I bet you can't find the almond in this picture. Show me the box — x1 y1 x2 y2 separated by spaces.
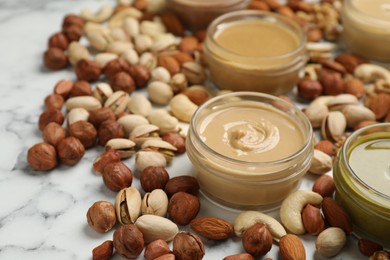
335 53 368 74
182 86 210 106
302 204 325 235
316 59 347 75
160 12 184 36
344 78 365 99
369 93 390 119
354 120 379 131
312 175 335 198
314 140 337 157
92 240 113 260
279 234 306 260
223 253 254 260
158 55 181 75
190 216 234 240
358 238 383 257
179 36 199 54
322 197 353 234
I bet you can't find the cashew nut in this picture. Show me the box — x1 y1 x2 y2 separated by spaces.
280 190 323 235
108 7 142 28
233 211 287 240
169 94 198 123
354 64 390 83
80 4 113 23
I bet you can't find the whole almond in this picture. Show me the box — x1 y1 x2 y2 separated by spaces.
317 59 347 75
354 120 379 131
223 253 254 260
279 234 306 260
242 223 273 257
92 240 113 260
158 55 180 75
302 204 325 235
335 53 368 74
314 140 337 157
369 93 390 119
160 12 184 36
312 175 335 198
182 86 210 106
358 238 383 257
190 216 234 240
322 197 353 234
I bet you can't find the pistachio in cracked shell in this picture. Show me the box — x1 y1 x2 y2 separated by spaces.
141 139 177 162
130 124 160 147
105 138 136 158
141 189 169 217
115 187 142 224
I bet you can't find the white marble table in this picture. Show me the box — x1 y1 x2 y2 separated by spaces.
0 0 367 259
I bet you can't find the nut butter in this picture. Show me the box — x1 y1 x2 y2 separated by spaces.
167 0 250 31
187 92 314 210
342 0 390 62
204 10 308 95
334 123 390 246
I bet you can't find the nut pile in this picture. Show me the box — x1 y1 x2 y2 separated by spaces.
26 0 390 259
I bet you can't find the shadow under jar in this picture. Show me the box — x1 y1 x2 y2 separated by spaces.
167 0 251 32
186 92 314 211
333 123 390 246
341 0 390 63
204 10 308 95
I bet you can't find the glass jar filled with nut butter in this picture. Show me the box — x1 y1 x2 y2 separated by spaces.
333 123 390 246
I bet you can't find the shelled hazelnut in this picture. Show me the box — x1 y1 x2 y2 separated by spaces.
87 201 116 233
98 120 125 146
102 162 133 192
43 47 68 70
70 81 92 97
27 142 58 171
68 120 97 149
42 122 66 146
140 166 170 192
57 136 85 165
38 108 64 131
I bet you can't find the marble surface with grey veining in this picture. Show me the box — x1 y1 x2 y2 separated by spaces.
0 0 367 259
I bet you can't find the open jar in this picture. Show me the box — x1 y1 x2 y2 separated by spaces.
166 0 250 31
186 92 314 211
204 10 308 95
333 123 390 246
341 0 390 62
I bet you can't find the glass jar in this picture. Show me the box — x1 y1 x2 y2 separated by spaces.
167 0 250 31
186 92 314 211
333 123 390 246
341 0 390 62
204 10 308 95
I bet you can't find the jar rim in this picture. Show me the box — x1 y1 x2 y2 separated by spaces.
190 91 313 167
344 0 390 27
205 10 307 63
171 0 249 8
341 123 390 200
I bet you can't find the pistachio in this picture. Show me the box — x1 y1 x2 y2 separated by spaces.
127 93 152 117
110 27 129 42
135 150 167 172
135 215 179 243
86 30 111 51
141 189 169 217
67 41 90 66
182 62 206 84
104 90 129 114
65 96 102 111
134 34 153 53
115 187 142 224
141 139 177 162
121 48 139 65
342 105 376 128
147 81 174 105
151 66 171 83
321 111 346 142
151 34 176 53
93 82 113 104
117 114 149 136
169 94 198 123
122 17 140 37
106 41 134 55
170 73 188 94
139 52 158 70
309 149 333 175
108 7 142 28
105 138 136 158
130 124 160 146
66 107 89 126
140 20 166 38
327 94 359 111
80 4 113 23
148 109 179 134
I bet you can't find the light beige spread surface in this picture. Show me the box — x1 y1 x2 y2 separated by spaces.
352 0 390 21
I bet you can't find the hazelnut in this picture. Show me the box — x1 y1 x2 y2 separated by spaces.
68 121 97 149
223 253 254 260
63 24 83 42
344 78 365 99
70 81 92 97
44 94 64 110
54 79 74 99
93 149 122 174
62 14 84 30
98 120 125 146
314 140 337 157
110 72 135 94
162 132 186 153
27 142 58 171
42 122 66 146
88 108 116 129
179 36 199 54
172 232 205 260
92 240 114 260
75 59 101 82
104 58 131 81
140 166 170 192
358 239 384 257
242 223 272 257
297 78 322 100
319 70 345 96
57 136 85 165
38 108 65 131
369 250 390 260
144 239 171 260
128 64 151 88
168 191 200 226
307 27 323 42
164 176 200 197
172 52 194 66
44 47 68 70
312 175 335 198
48 32 69 50
87 201 116 233
113 224 145 259
102 162 133 192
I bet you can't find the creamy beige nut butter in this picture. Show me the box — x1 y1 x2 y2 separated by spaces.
204 10 308 95
342 0 390 62
334 123 390 245
187 92 314 210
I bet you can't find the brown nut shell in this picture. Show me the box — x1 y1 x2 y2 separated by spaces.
144 239 171 260
68 120 97 149
172 232 205 260
86 201 116 233
102 162 133 192
57 136 85 165
113 224 144 259
164 176 200 197
93 149 121 174
27 142 58 171
168 192 200 226
140 166 170 192
38 108 65 131
42 122 66 146
75 59 101 82
98 120 125 146
242 223 272 257
92 240 113 260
